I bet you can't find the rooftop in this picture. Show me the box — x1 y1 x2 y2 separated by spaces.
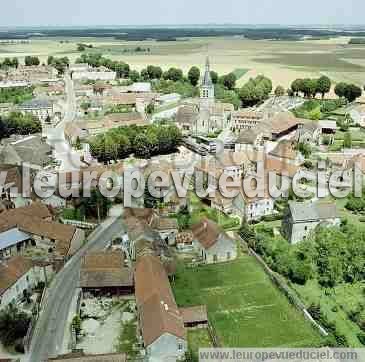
0 256 33 296
288 201 339 222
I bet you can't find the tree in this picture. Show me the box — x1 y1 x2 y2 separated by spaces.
221 72 237 90
317 76 331 98
164 67 183 82
291 79 303 96
24 56 40 66
344 84 362 103
334 82 347 98
274 85 285 97
239 75 272 107
343 131 352 148
301 78 318 98
0 305 30 347
210 70 218 84
146 65 163 80
146 102 155 115
47 56 55 65
129 69 140 82
187 66 200 86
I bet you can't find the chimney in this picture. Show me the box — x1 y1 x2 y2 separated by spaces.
164 304 169 311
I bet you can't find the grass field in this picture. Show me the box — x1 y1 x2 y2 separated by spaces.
172 256 322 348
2 36 365 90
187 329 213 359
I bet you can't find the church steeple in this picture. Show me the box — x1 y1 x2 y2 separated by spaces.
202 56 213 86
200 56 214 104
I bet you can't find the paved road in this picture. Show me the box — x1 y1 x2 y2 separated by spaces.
46 73 83 171
26 217 124 362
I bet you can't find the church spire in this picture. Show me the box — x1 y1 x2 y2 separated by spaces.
202 56 212 86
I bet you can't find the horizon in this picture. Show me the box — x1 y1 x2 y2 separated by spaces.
2 0 364 28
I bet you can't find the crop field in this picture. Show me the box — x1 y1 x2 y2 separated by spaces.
172 255 322 348
2 36 365 89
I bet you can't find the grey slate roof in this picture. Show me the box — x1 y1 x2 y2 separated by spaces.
0 227 31 251
19 99 53 109
288 201 339 222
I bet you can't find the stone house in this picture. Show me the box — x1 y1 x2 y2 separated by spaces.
0 256 47 310
80 251 134 297
18 99 55 122
150 215 178 246
191 218 237 264
0 205 84 260
282 201 341 244
297 121 321 145
134 255 187 361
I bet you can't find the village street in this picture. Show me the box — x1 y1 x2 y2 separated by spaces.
25 216 125 362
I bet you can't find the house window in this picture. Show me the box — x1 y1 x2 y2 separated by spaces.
178 343 183 350
213 254 218 262
26 275 30 283
227 252 231 260
304 226 308 231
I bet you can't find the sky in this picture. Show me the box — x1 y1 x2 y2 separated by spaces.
2 0 364 27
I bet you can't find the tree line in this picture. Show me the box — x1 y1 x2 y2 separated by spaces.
0 86 34 104
0 112 42 141
89 124 182 162
290 76 362 103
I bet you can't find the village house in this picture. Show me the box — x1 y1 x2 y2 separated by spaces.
268 112 302 141
0 256 47 310
73 112 147 137
134 255 187 361
0 205 84 261
150 215 179 246
0 164 33 208
191 218 237 264
0 134 53 169
0 80 31 88
282 201 341 244
18 98 55 122
231 109 265 132
232 189 275 221
6 65 58 84
175 232 194 252
80 251 134 297
234 123 271 152
297 121 321 145
122 208 171 261
72 66 116 81
156 93 181 106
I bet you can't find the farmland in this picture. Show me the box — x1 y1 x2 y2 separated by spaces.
2 36 365 90
172 255 322 350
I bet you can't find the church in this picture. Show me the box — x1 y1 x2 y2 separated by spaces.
176 58 234 135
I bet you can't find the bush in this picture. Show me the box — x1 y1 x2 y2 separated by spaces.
261 213 283 222
357 333 365 346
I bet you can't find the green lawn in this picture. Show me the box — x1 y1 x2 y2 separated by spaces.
294 280 365 347
172 256 322 348
188 329 213 360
